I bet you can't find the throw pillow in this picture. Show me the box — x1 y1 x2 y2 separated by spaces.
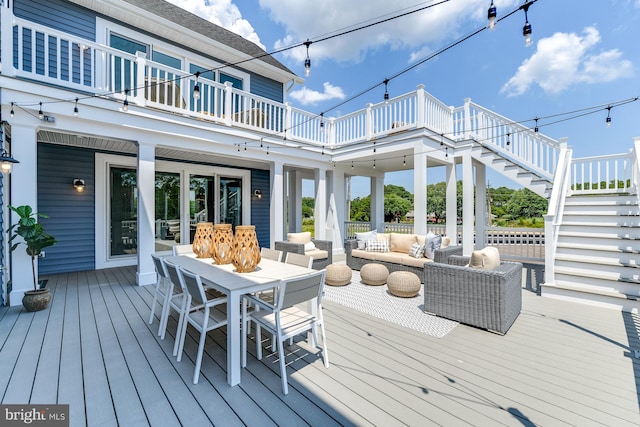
408 242 425 258
389 233 417 253
287 231 311 244
304 241 316 252
425 233 442 259
441 236 451 248
365 239 389 252
356 230 377 249
469 247 501 270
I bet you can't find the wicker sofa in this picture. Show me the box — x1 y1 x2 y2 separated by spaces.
274 232 332 270
424 253 523 334
345 236 462 282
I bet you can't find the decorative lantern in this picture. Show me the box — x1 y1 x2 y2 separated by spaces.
192 222 214 258
212 223 234 264
232 225 261 273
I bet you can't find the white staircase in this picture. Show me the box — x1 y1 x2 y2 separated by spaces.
472 144 553 198
542 193 640 312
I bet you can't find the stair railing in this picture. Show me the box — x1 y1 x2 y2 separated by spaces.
544 139 572 285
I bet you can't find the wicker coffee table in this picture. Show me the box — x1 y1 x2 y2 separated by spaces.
325 263 352 286
387 271 421 297
360 263 389 286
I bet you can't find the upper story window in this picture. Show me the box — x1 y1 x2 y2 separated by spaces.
153 51 181 70
110 33 148 55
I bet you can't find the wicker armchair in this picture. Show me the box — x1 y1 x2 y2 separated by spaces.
274 239 332 270
424 255 522 334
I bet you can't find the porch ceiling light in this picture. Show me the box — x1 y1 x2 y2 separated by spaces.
0 149 19 174
73 178 85 192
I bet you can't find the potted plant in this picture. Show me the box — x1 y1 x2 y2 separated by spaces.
7 205 57 311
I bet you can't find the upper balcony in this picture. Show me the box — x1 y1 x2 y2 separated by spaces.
2 13 563 178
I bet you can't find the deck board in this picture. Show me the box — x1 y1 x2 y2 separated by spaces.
1 265 639 427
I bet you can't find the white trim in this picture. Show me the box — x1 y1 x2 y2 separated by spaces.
95 154 252 269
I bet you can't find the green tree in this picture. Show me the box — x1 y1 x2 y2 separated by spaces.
302 197 315 218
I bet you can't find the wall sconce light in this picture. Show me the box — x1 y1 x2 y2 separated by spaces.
73 178 85 192
0 149 19 174
254 189 262 199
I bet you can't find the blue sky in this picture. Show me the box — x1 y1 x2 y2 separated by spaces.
169 0 640 197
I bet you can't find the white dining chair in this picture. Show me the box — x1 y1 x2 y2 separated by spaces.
241 269 329 394
161 258 191 356
284 252 313 268
149 254 171 332
260 247 283 262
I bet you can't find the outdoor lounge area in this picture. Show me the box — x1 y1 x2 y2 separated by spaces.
1 265 639 426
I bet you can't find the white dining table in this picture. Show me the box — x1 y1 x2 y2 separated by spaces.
164 255 315 386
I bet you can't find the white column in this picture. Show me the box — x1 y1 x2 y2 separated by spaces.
8 124 38 305
461 153 474 255
270 161 284 245
328 168 346 254
475 162 487 249
413 142 427 235
370 176 385 231
445 163 458 242
0 6 16 76
136 142 156 286
314 167 327 240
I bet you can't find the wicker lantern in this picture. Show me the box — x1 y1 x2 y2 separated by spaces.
212 223 234 264
231 225 261 272
192 222 214 258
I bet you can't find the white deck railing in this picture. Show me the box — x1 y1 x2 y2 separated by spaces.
4 14 558 174
569 152 635 194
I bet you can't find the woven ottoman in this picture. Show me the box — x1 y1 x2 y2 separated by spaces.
387 271 421 297
325 263 352 286
360 263 389 286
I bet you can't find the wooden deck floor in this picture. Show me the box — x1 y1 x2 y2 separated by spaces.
1 266 639 426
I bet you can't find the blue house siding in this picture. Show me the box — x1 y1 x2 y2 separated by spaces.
250 74 284 103
251 169 271 248
14 0 97 41
38 143 95 274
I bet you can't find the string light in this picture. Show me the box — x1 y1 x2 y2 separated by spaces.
534 117 539 133
487 1 497 30
522 2 533 47
123 89 129 112
403 155 406 167
73 98 79 117
383 79 389 103
303 39 312 77
351 161 354 169
10 102 14 118
38 102 44 120
373 141 376 153
606 106 612 127
193 71 201 100
373 159 376 169
506 132 511 146
320 112 325 129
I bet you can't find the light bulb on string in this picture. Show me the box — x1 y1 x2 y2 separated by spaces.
351 161 354 169
522 3 533 47
534 117 539 133
487 1 497 30
506 132 511 146
73 98 79 117
403 155 406 167
383 79 389 104
123 89 129 112
10 102 14 118
373 159 376 169
303 39 312 77
193 71 201 100
606 106 612 127
38 102 44 120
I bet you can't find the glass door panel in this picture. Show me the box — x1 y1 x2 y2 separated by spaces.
110 167 137 256
155 172 181 249
190 175 214 242
219 177 242 227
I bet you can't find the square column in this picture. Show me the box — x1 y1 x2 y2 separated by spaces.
475 162 487 249
370 176 385 231
270 161 284 244
413 143 427 236
327 168 346 254
461 154 475 255
136 142 156 286
445 163 458 242
314 167 327 239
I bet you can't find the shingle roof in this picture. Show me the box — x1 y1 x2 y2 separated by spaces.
121 0 294 75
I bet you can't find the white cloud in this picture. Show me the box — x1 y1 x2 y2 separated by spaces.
501 27 633 96
289 82 346 106
165 0 265 50
258 0 519 64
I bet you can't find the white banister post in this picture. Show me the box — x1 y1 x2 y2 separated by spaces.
224 82 233 126
415 84 425 128
284 102 292 137
543 214 555 285
133 52 147 106
365 103 373 141
0 5 16 76
463 98 472 140
328 117 336 147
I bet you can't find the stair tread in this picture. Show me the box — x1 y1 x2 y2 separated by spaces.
555 253 640 268
555 266 640 282
558 230 640 239
556 242 640 253
545 281 640 300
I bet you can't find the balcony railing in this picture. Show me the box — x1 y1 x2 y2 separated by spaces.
3 14 559 174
